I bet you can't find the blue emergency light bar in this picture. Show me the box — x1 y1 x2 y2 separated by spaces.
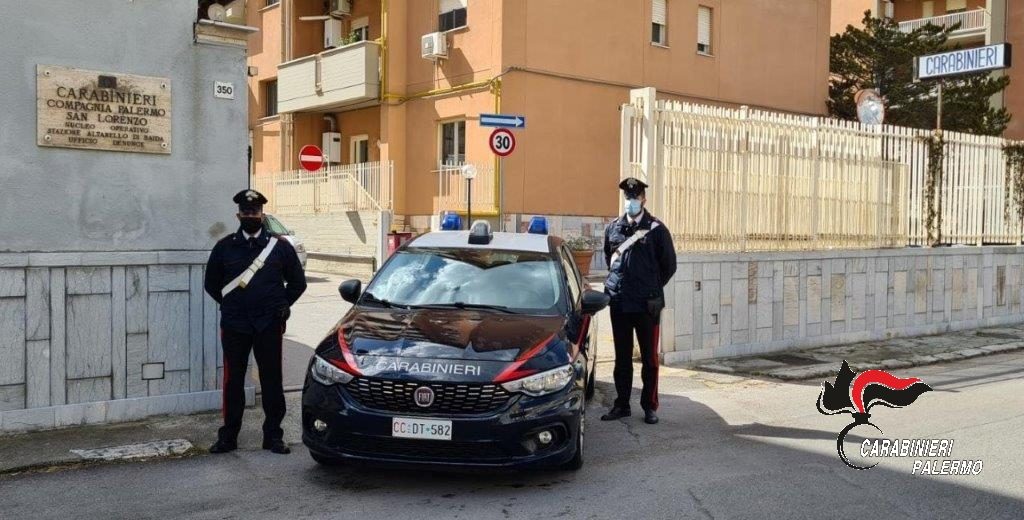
527 216 548 235
440 212 462 231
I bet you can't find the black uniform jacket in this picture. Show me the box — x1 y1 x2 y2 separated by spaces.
603 211 677 313
204 226 307 333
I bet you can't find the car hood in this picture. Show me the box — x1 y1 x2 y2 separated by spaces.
339 308 565 363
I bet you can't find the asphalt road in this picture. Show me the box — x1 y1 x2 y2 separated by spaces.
2 351 1022 519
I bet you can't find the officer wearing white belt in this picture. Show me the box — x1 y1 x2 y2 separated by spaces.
600 178 677 425
204 189 306 454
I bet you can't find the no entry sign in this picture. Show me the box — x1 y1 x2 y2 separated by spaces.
299 144 324 171
489 128 515 157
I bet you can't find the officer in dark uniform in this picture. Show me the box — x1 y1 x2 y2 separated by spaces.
204 189 307 454
600 177 677 425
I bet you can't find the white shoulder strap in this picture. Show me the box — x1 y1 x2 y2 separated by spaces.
609 221 659 266
221 237 278 298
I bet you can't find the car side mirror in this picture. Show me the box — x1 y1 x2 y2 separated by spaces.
581 289 610 315
339 279 362 304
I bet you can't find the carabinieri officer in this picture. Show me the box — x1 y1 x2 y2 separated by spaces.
600 177 677 425
204 189 307 454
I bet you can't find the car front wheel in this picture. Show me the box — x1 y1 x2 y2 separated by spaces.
561 404 585 471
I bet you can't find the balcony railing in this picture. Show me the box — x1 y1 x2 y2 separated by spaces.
898 9 989 38
276 41 381 114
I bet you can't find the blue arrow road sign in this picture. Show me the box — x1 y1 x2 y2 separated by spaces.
479 113 526 128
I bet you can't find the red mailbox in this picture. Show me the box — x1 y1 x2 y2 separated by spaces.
387 232 414 257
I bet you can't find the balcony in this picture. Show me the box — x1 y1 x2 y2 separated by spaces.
276 40 380 114
898 9 989 44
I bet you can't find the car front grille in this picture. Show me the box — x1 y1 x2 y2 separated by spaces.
334 433 511 460
345 378 514 415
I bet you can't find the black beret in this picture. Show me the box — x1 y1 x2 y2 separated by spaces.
233 189 268 209
618 177 648 197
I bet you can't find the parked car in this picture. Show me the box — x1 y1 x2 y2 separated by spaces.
264 213 307 268
301 219 609 470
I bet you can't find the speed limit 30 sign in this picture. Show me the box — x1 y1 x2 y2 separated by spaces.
489 128 516 157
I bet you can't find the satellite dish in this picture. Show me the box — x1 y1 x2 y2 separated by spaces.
855 89 885 126
207 3 227 22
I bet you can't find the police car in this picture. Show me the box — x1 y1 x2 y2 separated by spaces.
301 216 609 470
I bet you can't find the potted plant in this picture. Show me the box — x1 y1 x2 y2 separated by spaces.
564 235 597 277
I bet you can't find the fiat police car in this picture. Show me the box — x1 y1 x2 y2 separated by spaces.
301 216 609 470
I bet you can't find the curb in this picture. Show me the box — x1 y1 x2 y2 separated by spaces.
694 341 1024 381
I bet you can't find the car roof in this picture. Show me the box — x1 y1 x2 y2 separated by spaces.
408 231 554 254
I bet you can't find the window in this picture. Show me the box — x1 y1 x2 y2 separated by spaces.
440 120 466 165
439 0 467 32
265 0 279 6
922 1 934 17
697 6 712 55
652 0 667 45
263 215 290 235
351 17 369 42
945 0 967 14
560 246 582 306
351 135 369 164
363 250 565 315
263 80 278 118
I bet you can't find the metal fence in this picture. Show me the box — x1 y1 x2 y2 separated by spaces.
435 162 497 214
250 161 393 215
621 89 1023 251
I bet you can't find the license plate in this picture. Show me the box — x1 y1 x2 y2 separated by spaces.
391 417 452 441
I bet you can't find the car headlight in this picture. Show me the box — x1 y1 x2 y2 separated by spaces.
500 364 575 397
310 356 354 385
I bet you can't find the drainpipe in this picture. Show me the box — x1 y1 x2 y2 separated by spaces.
280 0 293 171
323 114 337 133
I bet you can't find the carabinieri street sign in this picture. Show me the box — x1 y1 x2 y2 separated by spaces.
914 43 1012 81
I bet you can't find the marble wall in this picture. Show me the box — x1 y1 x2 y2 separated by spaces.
662 247 1024 364
0 251 252 433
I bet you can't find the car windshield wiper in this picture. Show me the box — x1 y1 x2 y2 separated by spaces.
413 302 516 314
360 292 407 309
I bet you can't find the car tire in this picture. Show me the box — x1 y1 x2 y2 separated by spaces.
561 405 585 471
309 450 342 466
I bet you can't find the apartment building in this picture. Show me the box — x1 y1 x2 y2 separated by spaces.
832 0 1023 139
248 0 831 231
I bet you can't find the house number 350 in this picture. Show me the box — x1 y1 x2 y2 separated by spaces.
214 81 235 100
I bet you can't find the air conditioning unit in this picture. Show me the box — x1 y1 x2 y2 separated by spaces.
421 32 448 61
324 18 344 49
330 0 351 17
322 132 341 164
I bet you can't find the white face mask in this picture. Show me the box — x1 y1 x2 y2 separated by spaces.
624 198 642 217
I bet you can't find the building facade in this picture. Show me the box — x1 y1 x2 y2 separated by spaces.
0 0 252 432
248 0 831 232
831 0 1022 139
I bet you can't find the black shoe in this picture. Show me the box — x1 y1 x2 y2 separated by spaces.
644 410 659 424
209 440 237 454
600 406 632 421
262 439 291 454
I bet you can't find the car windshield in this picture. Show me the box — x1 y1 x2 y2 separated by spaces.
363 248 565 314
264 215 289 235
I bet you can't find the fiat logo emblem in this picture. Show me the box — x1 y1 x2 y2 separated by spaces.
414 386 435 408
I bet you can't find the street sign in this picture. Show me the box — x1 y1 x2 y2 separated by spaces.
299 144 324 171
480 113 526 128
489 128 516 157
914 43 1012 81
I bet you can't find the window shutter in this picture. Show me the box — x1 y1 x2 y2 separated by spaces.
440 0 467 14
946 0 967 11
652 0 666 25
697 6 712 50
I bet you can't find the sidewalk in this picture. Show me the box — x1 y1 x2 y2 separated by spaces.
693 324 1024 380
